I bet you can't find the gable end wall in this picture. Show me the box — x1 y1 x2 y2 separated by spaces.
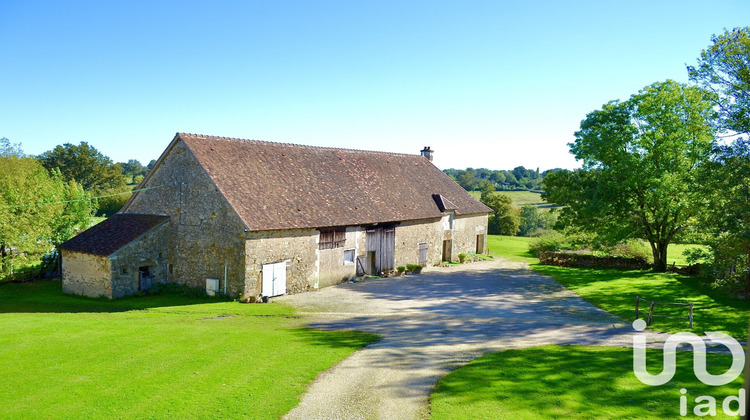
61 250 112 298
124 140 247 296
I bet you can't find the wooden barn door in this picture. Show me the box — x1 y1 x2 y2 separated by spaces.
381 228 395 272
366 227 396 274
418 242 428 266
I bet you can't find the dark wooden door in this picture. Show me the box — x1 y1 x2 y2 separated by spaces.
442 240 452 262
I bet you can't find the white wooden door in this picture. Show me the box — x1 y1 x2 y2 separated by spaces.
262 262 287 297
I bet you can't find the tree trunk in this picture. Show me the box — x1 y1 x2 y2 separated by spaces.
651 241 669 272
0 243 7 275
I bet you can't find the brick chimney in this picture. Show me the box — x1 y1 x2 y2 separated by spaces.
420 146 433 162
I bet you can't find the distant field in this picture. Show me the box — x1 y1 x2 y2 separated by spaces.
470 190 556 210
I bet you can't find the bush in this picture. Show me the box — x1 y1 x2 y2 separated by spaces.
406 264 422 274
528 233 569 256
607 240 651 261
696 236 750 297
96 191 131 217
397 266 406 273
458 253 467 262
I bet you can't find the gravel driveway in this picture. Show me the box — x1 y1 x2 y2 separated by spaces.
277 258 655 420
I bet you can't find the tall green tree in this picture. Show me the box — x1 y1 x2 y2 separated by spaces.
119 159 145 181
37 142 126 193
0 156 94 277
688 27 750 134
478 180 496 201
519 205 556 237
0 138 24 158
695 139 750 293
544 80 718 271
482 193 520 236
457 168 478 191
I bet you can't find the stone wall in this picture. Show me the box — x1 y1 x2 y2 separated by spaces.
109 222 169 298
394 219 443 268
244 229 319 297
317 227 364 288
61 250 112 298
450 214 489 258
123 140 247 296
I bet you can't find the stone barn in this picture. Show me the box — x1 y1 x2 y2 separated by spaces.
61 133 491 299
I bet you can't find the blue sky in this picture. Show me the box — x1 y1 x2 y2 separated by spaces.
1 1 748 171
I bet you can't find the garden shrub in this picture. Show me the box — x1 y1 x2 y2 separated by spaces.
528 232 569 256
96 191 131 217
406 264 422 273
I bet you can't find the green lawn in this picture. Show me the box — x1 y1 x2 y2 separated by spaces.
667 243 709 266
432 345 743 419
533 265 750 338
0 280 377 419
486 235 537 263
487 235 748 338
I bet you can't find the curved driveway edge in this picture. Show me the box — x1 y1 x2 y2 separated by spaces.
277 259 662 420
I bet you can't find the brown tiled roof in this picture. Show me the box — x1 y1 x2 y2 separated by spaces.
60 214 169 256
178 133 492 231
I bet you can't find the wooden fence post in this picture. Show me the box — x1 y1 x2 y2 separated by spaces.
689 303 694 329
635 296 640 319
647 301 655 326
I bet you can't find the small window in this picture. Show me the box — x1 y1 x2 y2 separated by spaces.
121 267 128 275
343 249 355 265
319 228 346 250
168 264 174 275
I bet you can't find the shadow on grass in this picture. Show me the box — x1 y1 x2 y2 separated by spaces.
288 327 380 350
0 279 230 314
530 264 750 338
432 345 743 419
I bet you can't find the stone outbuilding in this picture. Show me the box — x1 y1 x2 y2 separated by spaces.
60 214 169 298
61 133 491 299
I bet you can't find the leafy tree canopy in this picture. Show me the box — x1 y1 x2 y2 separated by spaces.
694 139 750 292
544 80 718 271
482 193 520 236
0 137 24 158
688 27 750 134
37 142 126 193
0 156 94 276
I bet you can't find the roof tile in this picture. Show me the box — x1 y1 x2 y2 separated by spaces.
178 133 491 231
60 214 169 256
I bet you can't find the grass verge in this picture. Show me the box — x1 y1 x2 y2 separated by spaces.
487 235 749 339
532 264 750 338
486 235 537 264
0 280 377 419
431 345 743 419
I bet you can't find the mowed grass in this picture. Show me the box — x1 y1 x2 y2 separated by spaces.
667 243 709 266
532 265 750 338
0 281 378 419
470 190 556 210
486 235 537 263
431 345 743 419
487 235 749 338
